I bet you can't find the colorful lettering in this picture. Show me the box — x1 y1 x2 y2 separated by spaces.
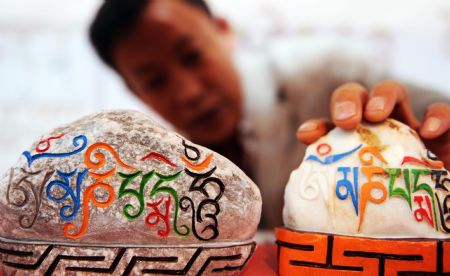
35 133 65 153
46 169 87 221
359 146 387 166
181 153 213 171
387 168 412 209
330 144 449 234
140 152 177 167
84 142 137 178
118 171 147 220
150 171 188 237
336 167 359 215
306 144 362 165
411 169 437 230
64 181 114 240
23 135 88 167
413 195 435 227
7 168 53 229
436 193 450 233
16 136 226 241
359 166 387 231
118 169 185 238
316 143 332 156
146 196 171 238
431 170 449 191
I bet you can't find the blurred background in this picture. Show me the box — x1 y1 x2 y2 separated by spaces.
0 0 449 172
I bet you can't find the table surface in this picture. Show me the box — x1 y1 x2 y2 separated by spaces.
242 243 278 275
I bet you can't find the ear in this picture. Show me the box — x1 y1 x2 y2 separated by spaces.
212 17 236 51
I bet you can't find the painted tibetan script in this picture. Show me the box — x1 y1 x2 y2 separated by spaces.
5 134 225 241
305 143 450 234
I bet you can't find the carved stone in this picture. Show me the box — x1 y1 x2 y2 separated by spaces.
278 119 450 275
0 110 261 275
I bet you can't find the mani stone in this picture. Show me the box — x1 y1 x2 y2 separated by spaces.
277 119 450 276
283 119 450 239
0 110 261 275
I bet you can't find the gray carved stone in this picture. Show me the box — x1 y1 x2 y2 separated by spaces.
0 110 261 275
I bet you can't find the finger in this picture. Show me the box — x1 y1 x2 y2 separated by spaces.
296 118 333 145
364 80 420 128
331 82 369 130
419 103 450 139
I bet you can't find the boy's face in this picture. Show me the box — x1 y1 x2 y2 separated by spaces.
113 0 242 144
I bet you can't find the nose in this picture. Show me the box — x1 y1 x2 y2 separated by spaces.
173 68 203 108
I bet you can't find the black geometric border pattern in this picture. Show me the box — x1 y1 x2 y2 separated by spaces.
0 240 255 275
276 234 450 276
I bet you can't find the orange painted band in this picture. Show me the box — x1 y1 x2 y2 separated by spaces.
276 227 449 276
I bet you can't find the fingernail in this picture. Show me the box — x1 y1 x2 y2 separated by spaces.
334 101 356 121
424 117 441 132
366 96 385 112
298 121 317 132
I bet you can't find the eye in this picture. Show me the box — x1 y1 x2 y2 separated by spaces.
180 49 202 67
147 72 167 90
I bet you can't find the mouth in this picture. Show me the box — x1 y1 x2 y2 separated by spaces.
189 105 224 129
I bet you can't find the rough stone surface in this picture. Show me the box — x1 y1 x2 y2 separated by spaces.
283 119 450 239
0 110 261 275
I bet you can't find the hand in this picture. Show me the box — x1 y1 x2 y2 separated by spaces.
296 81 450 169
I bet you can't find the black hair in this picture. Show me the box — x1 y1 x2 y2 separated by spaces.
89 0 212 69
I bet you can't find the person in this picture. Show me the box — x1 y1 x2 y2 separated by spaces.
89 0 450 228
